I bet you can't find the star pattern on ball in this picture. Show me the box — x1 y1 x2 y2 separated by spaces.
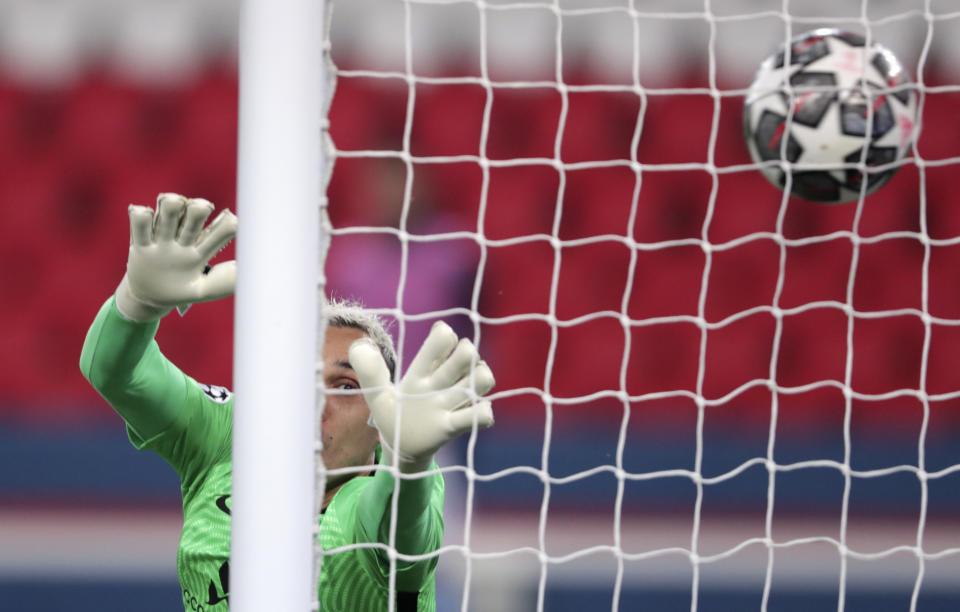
802 36 884 90
788 100 865 182
875 94 918 151
745 61 804 120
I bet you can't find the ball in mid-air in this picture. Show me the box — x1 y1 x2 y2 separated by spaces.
742 28 919 203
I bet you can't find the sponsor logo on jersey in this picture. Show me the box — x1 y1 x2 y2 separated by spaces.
200 383 231 404
182 560 230 610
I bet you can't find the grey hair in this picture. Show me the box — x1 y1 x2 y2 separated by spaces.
322 297 397 380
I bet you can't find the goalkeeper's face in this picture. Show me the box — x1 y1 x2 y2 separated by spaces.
319 325 380 490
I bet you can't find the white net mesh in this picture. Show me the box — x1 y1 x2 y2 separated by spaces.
318 1 960 610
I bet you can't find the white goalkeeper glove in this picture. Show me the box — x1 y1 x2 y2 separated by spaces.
115 193 238 322
348 322 496 474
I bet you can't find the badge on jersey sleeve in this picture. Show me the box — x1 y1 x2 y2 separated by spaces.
200 383 232 404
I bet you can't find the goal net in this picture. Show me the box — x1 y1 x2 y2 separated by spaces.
303 1 960 610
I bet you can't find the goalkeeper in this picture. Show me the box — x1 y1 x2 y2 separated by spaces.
79 193 495 612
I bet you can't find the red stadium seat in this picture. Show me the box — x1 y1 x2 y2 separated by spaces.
850 314 925 395
776 307 849 389
487 87 561 161
409 82 487 158
702 312 777 400
561 89 640 163
549 316 625 402
329 76 408 152
483 164 559 240
627 244 705 320
480 317 551 401
480 240 554 318
703 238 780 324
708 170 780 244
409 161 483 232
626 320 701 397
852 239 925 313
556 240 631 321
635 90 715 166
633 169 710 243
928 242 960 320
780 240 851 315
560 165 637 240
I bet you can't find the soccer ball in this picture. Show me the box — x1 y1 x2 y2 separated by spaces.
742 29 919 203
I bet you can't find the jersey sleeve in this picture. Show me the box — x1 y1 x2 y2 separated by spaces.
80 296 232 488
355 463 446 593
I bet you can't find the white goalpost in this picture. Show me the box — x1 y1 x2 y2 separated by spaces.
233 1 960 611
232 0 325 610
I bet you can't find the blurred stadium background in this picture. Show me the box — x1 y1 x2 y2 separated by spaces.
1 0 959 610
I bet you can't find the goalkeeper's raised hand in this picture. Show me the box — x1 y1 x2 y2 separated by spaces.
348 322 496 474
115 193 238 322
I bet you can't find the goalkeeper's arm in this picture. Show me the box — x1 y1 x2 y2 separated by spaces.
350 323 495 589
80 194 237 438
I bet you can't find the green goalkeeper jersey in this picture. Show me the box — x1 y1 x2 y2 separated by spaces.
80 297 444 611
